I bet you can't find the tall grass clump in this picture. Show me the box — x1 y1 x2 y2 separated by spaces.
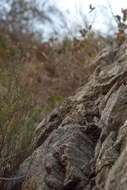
0 41 42 188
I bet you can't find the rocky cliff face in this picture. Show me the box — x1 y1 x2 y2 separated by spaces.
8 39 127 190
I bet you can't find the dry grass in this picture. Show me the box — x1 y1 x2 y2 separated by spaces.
0 30 104 188
19 33 103 113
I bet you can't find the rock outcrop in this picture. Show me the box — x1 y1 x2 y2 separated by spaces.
9 39 127 190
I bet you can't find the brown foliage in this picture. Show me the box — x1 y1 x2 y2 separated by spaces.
116 8 127 41
18 33 102 113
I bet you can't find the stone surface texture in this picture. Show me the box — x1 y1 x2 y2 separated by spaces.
8 40 127 190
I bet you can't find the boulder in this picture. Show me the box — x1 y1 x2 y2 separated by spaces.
9 40 127 190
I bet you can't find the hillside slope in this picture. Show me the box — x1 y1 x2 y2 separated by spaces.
7 39 127 190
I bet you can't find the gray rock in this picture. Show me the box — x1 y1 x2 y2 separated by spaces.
22 124 95 190
8 39 127 190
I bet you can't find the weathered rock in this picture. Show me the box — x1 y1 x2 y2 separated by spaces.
105 120 127 190
90 40 127 189
22 124 98 190
9 39 127 190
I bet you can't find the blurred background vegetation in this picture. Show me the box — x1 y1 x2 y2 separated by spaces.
0 0 127 188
